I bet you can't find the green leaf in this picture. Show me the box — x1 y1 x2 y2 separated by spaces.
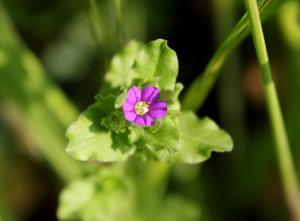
151 195 200 221
57 166 201 221
162 82 183 112
105 40 142 88
129 111 232 163
65 41 142 162
126 39 178 91
57 179 94 220
57 168 136 221
130 116 180 161
176 111 233 163
66 101 134 162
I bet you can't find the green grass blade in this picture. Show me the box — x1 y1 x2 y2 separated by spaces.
181 0 272 111
245 0 300 220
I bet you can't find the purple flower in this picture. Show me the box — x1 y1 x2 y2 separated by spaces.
122 86 168 127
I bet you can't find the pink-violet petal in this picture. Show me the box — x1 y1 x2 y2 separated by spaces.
144 114 154 127
126 86 141 104
133 115 154 127
124 111 137 122
122 102 134 112
141 86 160 103
149 101 168 119
134 115 145 126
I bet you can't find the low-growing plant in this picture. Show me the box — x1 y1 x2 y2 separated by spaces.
0 0 300 220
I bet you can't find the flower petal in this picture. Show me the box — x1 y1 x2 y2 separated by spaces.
141 86 160 103
149 101 168 119
144 115 154 127
122 102 134 112
124 111 137 122
126 86 141 104
134 116 145 126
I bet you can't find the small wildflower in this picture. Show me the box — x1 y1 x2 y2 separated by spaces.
122 86 168 127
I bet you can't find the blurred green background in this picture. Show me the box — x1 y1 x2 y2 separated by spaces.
0 0 300 220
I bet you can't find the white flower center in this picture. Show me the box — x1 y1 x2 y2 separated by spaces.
134 101 149 116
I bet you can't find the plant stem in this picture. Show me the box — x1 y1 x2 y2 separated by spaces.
213 0 248 157
181 0 272 111
245 0 300 220
114 0 125 48
89 0 104 47
0 3 82 183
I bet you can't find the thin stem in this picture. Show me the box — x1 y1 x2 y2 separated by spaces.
181 0 272 111
89 0 103 47
114 0 125 48
213 0 248 156
245 0 300 220
0 3 81 183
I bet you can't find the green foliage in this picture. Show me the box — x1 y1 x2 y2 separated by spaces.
58 166 200 221
148 195 200 221
125 39 178 90
177 112 233 163
181 0 273 111
0 3 80 181
58 167 136 221
66 103 134 161
66 41 142 162
66 39 233 163
278 1 300 49
105 41 142 88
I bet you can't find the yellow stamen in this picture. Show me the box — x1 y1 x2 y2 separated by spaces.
134 101 149 116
